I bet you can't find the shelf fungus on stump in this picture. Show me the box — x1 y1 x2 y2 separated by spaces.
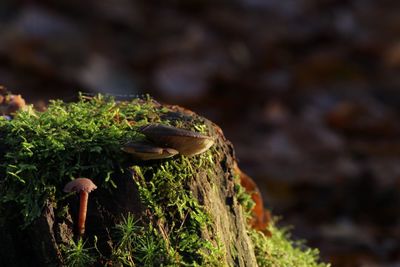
121 141 179 160
139 124 214 157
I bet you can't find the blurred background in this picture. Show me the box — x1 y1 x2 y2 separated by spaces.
1 0 400 266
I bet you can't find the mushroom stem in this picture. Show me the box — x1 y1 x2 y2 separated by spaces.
78 190 89 236
63 178 97 236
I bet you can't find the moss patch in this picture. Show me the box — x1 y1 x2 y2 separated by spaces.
1 95 149 226
128 150 224 266
249 224 329 267
0 94 329 266
235 174 330 267
0 94 222 265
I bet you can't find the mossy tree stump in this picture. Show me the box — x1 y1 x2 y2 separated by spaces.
0 95 328 266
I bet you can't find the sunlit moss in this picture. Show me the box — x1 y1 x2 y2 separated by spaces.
0 94 222 265
0 94 329 266
248 222 330 267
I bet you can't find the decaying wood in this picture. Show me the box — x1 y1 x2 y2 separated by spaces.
0 96 269 266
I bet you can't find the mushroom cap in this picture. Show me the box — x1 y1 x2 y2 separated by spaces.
122 141 178 160
139 124 214 157
64 178 97 193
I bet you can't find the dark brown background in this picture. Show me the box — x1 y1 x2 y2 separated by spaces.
1 1 400 266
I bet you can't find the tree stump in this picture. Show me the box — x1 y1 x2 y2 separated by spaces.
0 94 328 266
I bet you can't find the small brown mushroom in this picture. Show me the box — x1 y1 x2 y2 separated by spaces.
64 178 97 236
121 141 179 160
139 124 214 157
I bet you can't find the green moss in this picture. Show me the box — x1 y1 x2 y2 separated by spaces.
232 160 329 267
111 213 171 266
61 238 96 267
0 94 222 265
0 95 157 226
234 179 329 267
0 94 329 266
127 149 224 266
249 224 330 267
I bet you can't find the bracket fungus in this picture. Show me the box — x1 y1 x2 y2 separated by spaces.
121 141 179 160
63 178 97 236
139 124 214 157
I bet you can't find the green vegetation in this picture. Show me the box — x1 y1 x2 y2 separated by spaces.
61 238 96 267
0 95 222 265
249 224 329 267
0 95 152 226
234 177 329 267
127 149 224 266
0 94 329 266
111 214 169 266
111 214 141 265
